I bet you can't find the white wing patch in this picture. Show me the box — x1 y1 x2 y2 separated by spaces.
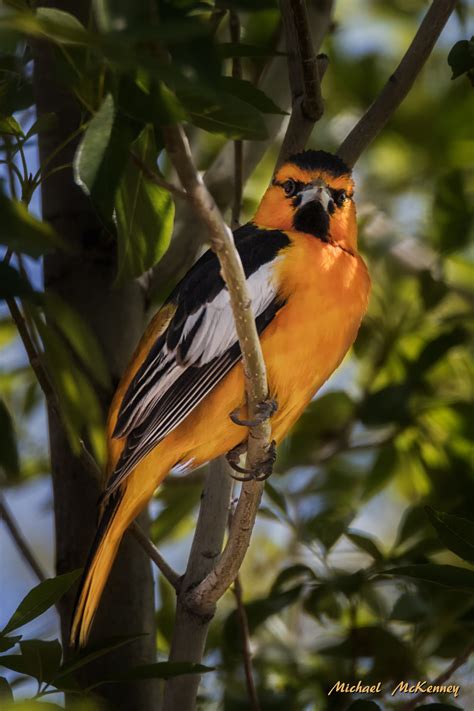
114 260 279 440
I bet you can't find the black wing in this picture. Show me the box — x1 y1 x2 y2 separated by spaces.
106 224 290 495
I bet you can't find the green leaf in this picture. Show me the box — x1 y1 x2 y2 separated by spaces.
383 564 474 593
0 640 62 683
115 125 175 282
217 77 286 114
43 293 111 390
117 662 214 681
425 507 474 563
36 317 106 461
448 37 474 80
73 94 114 202
360 384 412 426
0 263 37 301
0 677 13 704
0 115 24 137
178 87 267 140
0 635 22 653
54 634 145 681
347 530 384 562
363 443 400 500
0 400 19 478
270 564 317 594
0 191 63 257
34 8 89 45
2 570 81 634
347 702 381 711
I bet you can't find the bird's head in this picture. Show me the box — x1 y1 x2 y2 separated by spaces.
254 150 357 252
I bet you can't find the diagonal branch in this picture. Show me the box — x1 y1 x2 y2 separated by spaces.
0 494 47 583
337 0 457 168
162 123 272 614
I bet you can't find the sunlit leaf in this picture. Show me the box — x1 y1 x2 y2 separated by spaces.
115 125 174 282
43 293 111 390
0 115 24 137
2 571 81 634
0 191 64 257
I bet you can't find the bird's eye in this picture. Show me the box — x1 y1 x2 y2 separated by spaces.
333 190 347 207
282 179 297 197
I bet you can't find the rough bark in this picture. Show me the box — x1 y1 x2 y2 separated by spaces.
33 2 159 708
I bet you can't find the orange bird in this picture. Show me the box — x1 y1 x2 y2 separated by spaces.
71 150 371 647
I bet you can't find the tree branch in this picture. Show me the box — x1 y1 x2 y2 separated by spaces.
163 458 234 709
129 522 181 591
276 0 329 166
130 151 189 201
337 0 457 168
79 440 181 590
230 10 243 230
0 494 47 583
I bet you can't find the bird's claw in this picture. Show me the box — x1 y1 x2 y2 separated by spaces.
229 397 278 428
225 440 277 482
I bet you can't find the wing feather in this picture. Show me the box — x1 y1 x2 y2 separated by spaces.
106 225 290 494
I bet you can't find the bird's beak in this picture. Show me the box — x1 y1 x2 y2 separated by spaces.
298 181 333 212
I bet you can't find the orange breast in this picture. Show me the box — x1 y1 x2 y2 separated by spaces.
262 232 370 440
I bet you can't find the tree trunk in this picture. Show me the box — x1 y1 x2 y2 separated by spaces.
33 2 159 708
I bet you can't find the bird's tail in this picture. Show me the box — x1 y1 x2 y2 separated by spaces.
70 459 170 648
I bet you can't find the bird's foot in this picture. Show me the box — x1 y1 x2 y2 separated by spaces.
226 440 277 482
229 397 278 428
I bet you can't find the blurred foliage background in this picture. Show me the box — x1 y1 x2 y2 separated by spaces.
0 0 473 709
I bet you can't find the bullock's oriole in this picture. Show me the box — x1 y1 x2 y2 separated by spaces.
71 150 371 647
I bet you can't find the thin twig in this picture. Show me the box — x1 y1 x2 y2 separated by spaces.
337 0 457 167
5 295 58 414
228 495 261 711
78 440 181 589
129 522 181 591
230 10 243 229
0 494 47 583
233 575 261 711
130 151 189 200
401 644 473 711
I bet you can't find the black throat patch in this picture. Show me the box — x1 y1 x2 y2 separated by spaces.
293 200 330 242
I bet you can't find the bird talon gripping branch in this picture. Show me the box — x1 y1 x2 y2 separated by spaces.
226 439 277 482
229 396 278 428
71 150 370 648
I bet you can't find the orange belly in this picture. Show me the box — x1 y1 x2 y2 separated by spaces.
119 234 370 479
